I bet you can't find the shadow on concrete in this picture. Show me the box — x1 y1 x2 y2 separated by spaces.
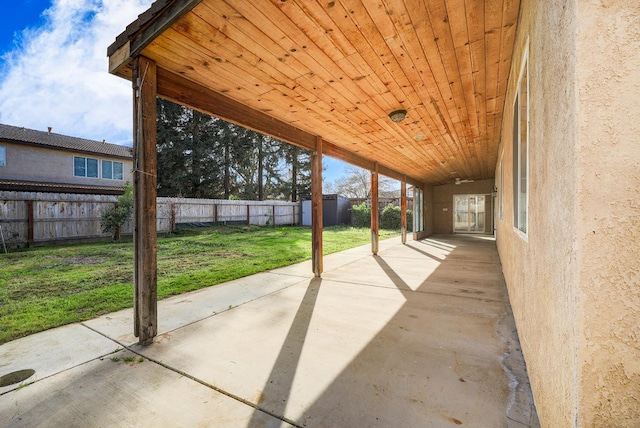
372 255 413 293
272 236 538 426
402 241 448 262
247 277 322 428
406 245 444 263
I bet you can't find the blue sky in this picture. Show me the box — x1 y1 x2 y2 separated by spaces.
0 0 153 146
0 1 49 54
0 0 351 185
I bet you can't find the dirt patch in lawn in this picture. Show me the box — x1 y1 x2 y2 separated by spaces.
211 251 247 259
45 256 107 265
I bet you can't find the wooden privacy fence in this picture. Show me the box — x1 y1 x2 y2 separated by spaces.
159 198 300 230
0 192 300 248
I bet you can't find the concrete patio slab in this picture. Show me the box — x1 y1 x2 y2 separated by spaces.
83 271 308 346
0 324 121 395
271 236 403 278
0 234 539 427
0 348 292 428
138 277 510 427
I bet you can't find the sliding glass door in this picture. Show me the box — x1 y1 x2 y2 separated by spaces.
454 195 486 233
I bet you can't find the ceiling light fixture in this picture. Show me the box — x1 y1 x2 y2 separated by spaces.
388 109 407 123
414 134 426 141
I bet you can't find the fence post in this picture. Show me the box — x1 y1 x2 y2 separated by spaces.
27 200 34 247
170 203 176 232
272 205 276 227
213 203 218 224
246 205 250 225
114 202 120 241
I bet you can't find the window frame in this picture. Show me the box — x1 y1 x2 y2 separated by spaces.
102 160 124 180
0 145 5 167
73 156 99 179
102 160 113 179
113 161 123 180
413 187 424 233
512 46 529 240
498 152 504 221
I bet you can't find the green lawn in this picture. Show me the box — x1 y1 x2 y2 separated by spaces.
0 225 398 344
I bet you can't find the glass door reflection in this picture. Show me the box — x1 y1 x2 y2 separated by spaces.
454 195 486 233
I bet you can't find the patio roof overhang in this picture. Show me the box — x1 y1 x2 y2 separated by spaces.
107 0 520 188
107 0 520 345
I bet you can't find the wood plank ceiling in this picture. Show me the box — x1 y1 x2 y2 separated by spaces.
109 0 520 186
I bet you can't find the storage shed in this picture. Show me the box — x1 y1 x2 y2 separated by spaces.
301 194 350 227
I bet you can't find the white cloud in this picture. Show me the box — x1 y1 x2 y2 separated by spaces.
0 0 153 146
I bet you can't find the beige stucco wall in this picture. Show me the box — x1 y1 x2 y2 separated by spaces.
432 179 494 234
0 142 133 187
575 0 640 425
496 0 640 426
496 0 580 425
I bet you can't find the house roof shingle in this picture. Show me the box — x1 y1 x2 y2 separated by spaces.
0 123 132 159
107 0 174 56
0 179 125 195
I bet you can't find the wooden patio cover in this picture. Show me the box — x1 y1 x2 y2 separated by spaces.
107 0 520 343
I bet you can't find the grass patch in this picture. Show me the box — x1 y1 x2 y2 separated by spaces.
0 225 398 344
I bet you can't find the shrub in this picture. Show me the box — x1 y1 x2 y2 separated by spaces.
350 202 371 227
380 204 401 229
101 182 134 240
350 202 413 231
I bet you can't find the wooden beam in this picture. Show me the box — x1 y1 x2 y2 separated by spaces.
108 41 130 75
130 0 203 55
322 140 423 188
132 56 158 346
311 137 323 277
107 0 203 73
155 68 424 188
401 176 407 244
157 67 317 151
371 162 379 255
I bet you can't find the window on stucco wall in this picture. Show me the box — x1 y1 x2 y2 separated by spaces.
102 160 124 180
74 156 99 178
413 187 424 232
513 50 529 236
0 145 5 166
499 153 504 221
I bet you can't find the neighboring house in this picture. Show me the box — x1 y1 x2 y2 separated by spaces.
0 124 133 194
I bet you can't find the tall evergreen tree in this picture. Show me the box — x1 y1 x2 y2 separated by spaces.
156 99 224 198
156 99 312 201
156 99 188 197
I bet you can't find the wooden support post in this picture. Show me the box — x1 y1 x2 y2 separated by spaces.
26 200 34 247
311 136 323 277
132 56 158 346
272 205 276 227
401 176 407 244
371 162 379 255
213 204 218 224
247 205 250 225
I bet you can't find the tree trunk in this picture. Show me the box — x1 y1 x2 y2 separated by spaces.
258 140 264 201
292 147 298 202
224 141 231 199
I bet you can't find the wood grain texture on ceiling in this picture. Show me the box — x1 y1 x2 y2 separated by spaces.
109 0 520 186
